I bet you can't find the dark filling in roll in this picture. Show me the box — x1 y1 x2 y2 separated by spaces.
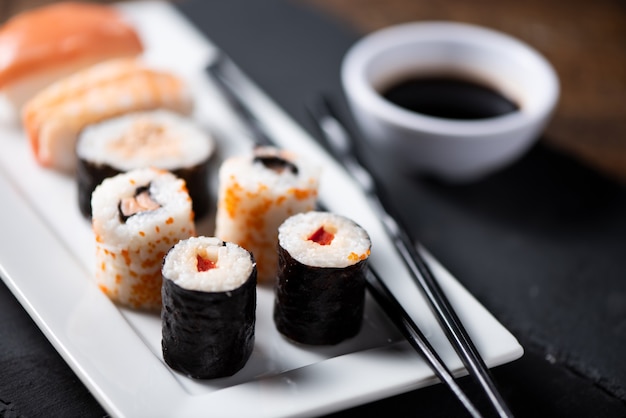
118 183 161 223
161 257 257 379
273 246 366 345
253 155 298 175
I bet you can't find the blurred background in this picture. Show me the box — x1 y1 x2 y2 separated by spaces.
1 1 625 417
2 0 625 183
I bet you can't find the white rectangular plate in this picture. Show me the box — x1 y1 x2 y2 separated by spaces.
0 2 522 417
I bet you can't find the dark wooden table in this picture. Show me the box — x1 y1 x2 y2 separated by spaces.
308 0 626 185
1 1 625 417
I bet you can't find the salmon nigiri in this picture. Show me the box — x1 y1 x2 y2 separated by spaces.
0 2 143 109
22 59 193 173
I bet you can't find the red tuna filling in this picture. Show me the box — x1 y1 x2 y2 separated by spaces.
196 255 217 272
308 226 334 245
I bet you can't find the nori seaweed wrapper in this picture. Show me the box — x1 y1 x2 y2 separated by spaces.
273 245 366 345
77 159 118 219
161 263 257 379
77 158 211 220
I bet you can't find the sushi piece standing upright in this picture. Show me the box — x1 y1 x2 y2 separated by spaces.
91 167 195 310
161 236 257 379
214 146 320 284
76 109 215 220
274 211 371 345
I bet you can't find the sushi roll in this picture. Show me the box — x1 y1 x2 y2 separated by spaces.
91 167 195 310
22 58 193 172
76 110 215 220
273 211 371 345
214 146 320 284
161 236 256 379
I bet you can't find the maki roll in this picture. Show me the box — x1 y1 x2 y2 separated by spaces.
274 211 371 345
76 110 215 219
161 236 257 379
215 146 320 284
91 167 195 310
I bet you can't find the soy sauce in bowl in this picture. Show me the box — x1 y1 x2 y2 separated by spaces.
382 76 519 120
341 21 559 180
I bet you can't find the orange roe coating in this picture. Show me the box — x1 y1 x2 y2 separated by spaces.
128 270 162 308
121 249 131 266
215 148 320 283
223 178 243 219
348 249 371 262
216 182 318 282
289 187 317 200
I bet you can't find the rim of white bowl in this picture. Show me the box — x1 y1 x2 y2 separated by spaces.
341 21 560 138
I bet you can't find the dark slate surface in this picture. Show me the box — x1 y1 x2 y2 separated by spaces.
1 0 625 416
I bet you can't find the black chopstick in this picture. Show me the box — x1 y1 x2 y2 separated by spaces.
206 55 274 147
206 53 484 418
307 95 514 418
364 266 482 417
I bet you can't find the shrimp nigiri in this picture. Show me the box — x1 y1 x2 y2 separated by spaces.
22 58 193 173
0 2 143 109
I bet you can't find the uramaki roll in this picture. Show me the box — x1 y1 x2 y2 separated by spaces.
273 211 371 345
161 236 256 379
91 167 195 310
76 110 215 220
215 146 320 284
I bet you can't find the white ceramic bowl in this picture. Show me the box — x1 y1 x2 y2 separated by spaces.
341 21 560 182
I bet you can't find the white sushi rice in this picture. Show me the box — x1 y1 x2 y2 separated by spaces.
91 167 195 309
76 109 214 171
278 211 371 268
162 236 255 292
215 146 321 283
92 167 194 247
217 146 320 194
